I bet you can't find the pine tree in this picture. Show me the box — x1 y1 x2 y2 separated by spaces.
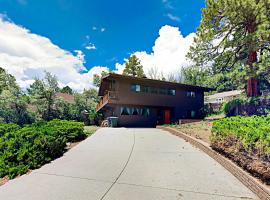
122 55 146 78
187 0 270 96
61 86 73 94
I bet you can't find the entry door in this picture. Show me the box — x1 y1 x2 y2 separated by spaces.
164 109 171 124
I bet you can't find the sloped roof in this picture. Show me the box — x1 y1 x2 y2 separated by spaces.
99 73 213 96
206 90 243 100
55 92 75 103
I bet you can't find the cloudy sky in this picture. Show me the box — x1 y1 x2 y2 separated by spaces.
0 0 205 91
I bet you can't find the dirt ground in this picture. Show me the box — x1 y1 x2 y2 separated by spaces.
174 120 213 144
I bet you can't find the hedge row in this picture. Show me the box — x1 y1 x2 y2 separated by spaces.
0 119 86 178
211 116 270 154
0 123 20 137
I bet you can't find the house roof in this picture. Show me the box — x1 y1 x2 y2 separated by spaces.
55 92 75 103
98 73 213 96
206 90 243 100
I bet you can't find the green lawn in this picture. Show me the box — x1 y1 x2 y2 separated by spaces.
84 126 99 136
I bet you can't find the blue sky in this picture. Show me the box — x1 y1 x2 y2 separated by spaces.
0 0 204 69
0 0 205 90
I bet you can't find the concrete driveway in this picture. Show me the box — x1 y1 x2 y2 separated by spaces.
0 128 258 200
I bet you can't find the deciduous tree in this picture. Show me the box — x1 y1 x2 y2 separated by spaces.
93 71 109 87
28 71 60 120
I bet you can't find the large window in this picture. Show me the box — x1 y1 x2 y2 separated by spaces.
168 89 176 96
159 88 167 95
131 84 141 92
121 107 150 117
131 84 176 96
187 91 196 97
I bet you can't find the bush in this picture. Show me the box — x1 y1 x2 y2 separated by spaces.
211 116 270 154
0 123 20 136
222 98 243 117
0 120 86 178
46 119 86 142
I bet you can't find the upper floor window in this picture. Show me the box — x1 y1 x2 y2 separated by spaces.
109 79 116 91
141 85 150 93
187 91 196 97
168 89 176 96
131 84 176 96
131 84 140 92
159 88 167 95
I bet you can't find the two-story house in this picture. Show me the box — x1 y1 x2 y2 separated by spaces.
96 73 211 127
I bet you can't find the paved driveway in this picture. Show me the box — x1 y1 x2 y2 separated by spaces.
0 128 258 200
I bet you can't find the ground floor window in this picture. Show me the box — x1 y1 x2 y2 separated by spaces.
121 106 150 117
187 110 196 118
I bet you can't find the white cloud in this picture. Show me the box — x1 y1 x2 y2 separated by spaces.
114 62 125 74
92 26 106 32
115 25 195 79
0 15 107 92
167 13 180 22
162 0 174 9
85 43 96 50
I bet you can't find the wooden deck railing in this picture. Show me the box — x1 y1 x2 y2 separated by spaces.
96 91 117 111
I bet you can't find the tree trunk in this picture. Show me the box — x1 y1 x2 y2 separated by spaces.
247 77 257 97
247 51 258 97
246 20 258 97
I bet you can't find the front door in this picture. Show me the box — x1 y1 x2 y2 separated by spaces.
164 109 171 124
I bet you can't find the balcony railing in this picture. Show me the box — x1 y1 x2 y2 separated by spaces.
96 91 117 111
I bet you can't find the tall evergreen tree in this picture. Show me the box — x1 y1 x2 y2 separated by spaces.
61 86 73 94
122 55 146 78
187 0 270 96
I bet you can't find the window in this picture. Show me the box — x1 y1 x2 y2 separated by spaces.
159 88 167 95
168 89 176 96
187 91 195 97
109 79 116 91
187 110 196 118
131 84 140 92
121 107 150 117
120 107 129 115
142 108 150 117
191 110 196 118
132 108 139 115
150 87 158 94
141 86 150 93
131 84 176 96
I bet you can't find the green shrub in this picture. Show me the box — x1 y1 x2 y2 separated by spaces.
46 119 86 142
0 120 86 178
211 116 270 154
222 98 243 117
0 123 20 136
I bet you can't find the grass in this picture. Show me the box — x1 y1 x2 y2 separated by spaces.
84 126 98 136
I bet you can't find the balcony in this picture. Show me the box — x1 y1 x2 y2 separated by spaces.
96 91 118 111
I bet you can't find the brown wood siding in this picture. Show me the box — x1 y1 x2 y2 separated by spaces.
109 78 204 118
99 74 208 126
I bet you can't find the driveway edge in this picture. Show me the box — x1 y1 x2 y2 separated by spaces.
158 126 270 200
